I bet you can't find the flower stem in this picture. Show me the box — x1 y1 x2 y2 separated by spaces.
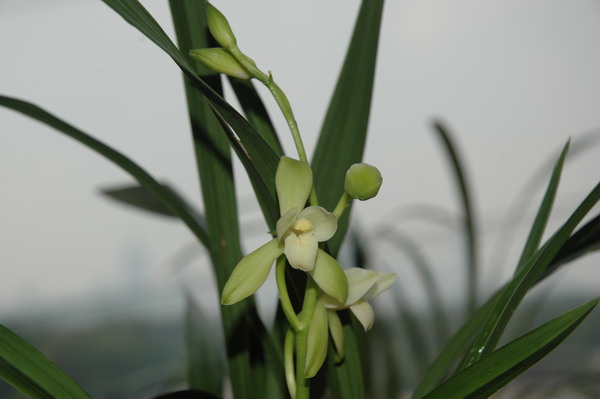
333 192 351 219
295 278 319 399
276 256 303 331
228 46 319 206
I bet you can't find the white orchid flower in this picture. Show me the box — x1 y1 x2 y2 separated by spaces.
221 157 348 306
323 268 396 360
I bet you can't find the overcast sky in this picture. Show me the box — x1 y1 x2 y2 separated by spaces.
1 0 599 320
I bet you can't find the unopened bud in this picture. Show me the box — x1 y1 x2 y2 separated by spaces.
344 163 382 200
206 2 237 50
190 48 252 79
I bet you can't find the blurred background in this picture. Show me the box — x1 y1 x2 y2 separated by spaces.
1 0 599 397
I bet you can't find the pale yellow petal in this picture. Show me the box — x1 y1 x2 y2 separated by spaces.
305 300 329 378
275 157 313 215
309 249 348 304
363 272 397 301
284 232 317 271
350 301 375 332
345 267 379 306
221 239 283 305
299 206 337 242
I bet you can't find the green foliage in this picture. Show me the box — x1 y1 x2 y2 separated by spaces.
0 325 91 399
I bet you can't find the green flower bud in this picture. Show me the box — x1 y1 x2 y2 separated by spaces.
189 48 252 79
206 2 237 50
344 163 382 200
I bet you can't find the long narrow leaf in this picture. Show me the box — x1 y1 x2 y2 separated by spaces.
168 2 280 397
432 121 478 313
413 208 600 398
101 183 206 225
0 325 92 399
515 141 570 272
0 95 210 248
313 0 385 397
228 78 284 157
420 298 599 399
311 0 385 256
462 180 600 366
101 0 280 229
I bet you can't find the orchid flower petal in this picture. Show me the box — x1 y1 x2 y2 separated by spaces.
276 208 299 240
309 249 348 304
299 206 338 242
362 272 397 301
284 231 318 271
305 300 329 378
345 268 379 306
276 156 313 215
350 301 375 332
221 238 283 305
328 310 345 361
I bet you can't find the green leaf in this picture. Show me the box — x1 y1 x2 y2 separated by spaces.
311 0 385 257
414 206 600 398
420 298 599 399
515 140 570 273
101 183 206 223
0 95 210 249
167 2 281 398
461 180 600 367
101 0 281 229
432 121 478 313
311 0 384 396
0 324 92 399
185 298 225 397
227 77 283 156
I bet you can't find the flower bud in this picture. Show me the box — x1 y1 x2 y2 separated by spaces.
344 163 382 200
206 2 237 50
189 48 252 79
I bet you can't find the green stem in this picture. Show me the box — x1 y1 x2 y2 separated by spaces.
295 278 319 399
284 328 297 399
333 192 351 219
276 256 303 331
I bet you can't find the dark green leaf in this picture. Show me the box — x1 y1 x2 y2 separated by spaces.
420 298 599 399
228 78 284 157
311 0 385 256
0 95 210 248
432 121 478 313
185 299 224 397
101 0 280 229
515 141 569 272
101 183 206 224
0 325 92 399
311 0 384 396
153 390 221 399
168 3 284 398
461 183 600 368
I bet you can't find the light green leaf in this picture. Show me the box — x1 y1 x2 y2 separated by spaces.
420 298 599 399
0 95 210 249
0 324 92 399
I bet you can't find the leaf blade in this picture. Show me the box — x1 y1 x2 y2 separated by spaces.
0 325 92 399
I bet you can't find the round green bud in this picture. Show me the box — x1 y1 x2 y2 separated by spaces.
206 2 237 50
344 163 382 200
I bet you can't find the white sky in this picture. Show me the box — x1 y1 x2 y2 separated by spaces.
1 0 599 319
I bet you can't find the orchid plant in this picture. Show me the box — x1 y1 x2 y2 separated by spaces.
1 1 599 399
